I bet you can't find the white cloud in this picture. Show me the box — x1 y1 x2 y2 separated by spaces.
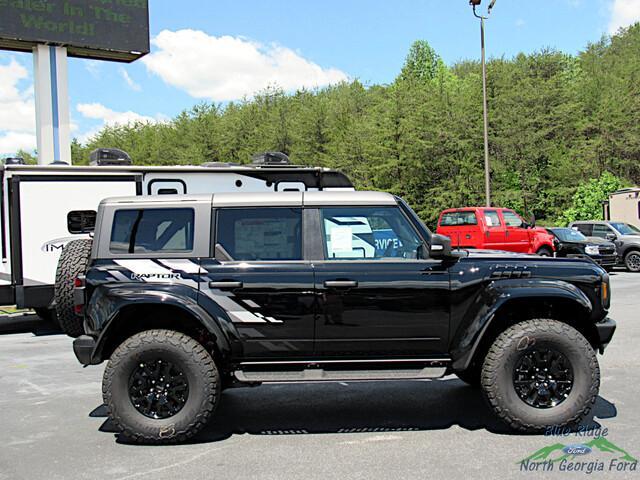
77 102 156 125
76 103 164 143
85 60 101 79
142 29 349 101
608 0 640 34
0 57 36 154
0 132 36 154
119 67 142 92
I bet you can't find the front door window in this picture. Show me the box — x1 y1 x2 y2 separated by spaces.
320 207 423 260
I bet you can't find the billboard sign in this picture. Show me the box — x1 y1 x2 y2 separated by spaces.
0 0 149 62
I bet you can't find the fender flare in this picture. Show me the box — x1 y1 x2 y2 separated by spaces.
450 278 593 371
88 285 233 364
620 243 640 259
532 238 554 254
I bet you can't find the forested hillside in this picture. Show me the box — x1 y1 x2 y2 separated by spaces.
68 24 640 227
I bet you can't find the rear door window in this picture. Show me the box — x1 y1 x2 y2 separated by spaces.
215 208 302 261
110 208 194 254
572 224 593 236
440 211 478 226
484 210 502 227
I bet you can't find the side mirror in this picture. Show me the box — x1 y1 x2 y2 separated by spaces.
430 234 452 259
606 233 617 241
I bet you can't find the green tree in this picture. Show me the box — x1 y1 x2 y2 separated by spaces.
558 172 625 225
398 40 442 83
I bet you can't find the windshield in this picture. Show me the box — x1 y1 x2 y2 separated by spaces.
610 222 640 235
552 228 587 242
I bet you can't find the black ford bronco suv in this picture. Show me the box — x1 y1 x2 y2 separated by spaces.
69 191 615 443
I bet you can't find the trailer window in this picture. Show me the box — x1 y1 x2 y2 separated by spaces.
110 208 194 254
68 210 97 234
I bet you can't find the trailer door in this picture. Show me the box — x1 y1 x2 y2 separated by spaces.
10 174 141 308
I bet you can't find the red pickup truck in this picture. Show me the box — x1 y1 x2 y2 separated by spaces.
435 207 555 255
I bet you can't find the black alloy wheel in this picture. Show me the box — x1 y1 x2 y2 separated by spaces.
513 347 574 409
128 358 189 419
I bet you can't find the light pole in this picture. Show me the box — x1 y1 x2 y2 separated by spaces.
470 0 497 207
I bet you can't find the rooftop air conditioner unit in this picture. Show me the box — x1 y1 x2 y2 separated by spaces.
90 148 132 166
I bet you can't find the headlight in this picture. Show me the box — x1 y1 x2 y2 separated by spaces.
585 245 599 255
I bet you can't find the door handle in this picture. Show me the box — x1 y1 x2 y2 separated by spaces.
209 281 243 289
324 280 358 288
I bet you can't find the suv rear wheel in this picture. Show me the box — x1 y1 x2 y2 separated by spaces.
102 329 220 444
624 250 640 272
481 319 599 432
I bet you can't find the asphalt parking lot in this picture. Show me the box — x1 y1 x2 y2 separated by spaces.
0 271 638 480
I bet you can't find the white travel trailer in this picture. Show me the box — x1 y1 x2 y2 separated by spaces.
0 151 353 316
603 188 640 227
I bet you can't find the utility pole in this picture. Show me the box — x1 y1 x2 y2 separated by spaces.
470 0 497 207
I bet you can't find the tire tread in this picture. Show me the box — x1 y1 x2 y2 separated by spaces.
480 318 600 432
54 239 93 337
102 329 219 444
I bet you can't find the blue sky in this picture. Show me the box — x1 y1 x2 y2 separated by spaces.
1 0 638 156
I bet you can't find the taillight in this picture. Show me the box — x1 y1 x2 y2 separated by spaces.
73 275 86 315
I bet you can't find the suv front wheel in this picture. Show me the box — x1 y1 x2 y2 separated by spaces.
481 319 599 432
102 329 220 444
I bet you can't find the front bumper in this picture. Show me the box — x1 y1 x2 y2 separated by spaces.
595 317 616 353
567 253 617 266
593 254 618 267
73 335 98 365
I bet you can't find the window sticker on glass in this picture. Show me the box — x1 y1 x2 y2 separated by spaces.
330 226 353 253
485 215 494 226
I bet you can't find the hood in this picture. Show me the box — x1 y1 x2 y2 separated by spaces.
582 237 616 247
533 227 555 238
464 248 605 267
619 234 640 243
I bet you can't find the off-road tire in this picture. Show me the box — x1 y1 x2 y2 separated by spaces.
536 247 553 257
481 319 599 433
54 239 92 337
455 363 481 388
624 250 640 273
102 329 220 444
